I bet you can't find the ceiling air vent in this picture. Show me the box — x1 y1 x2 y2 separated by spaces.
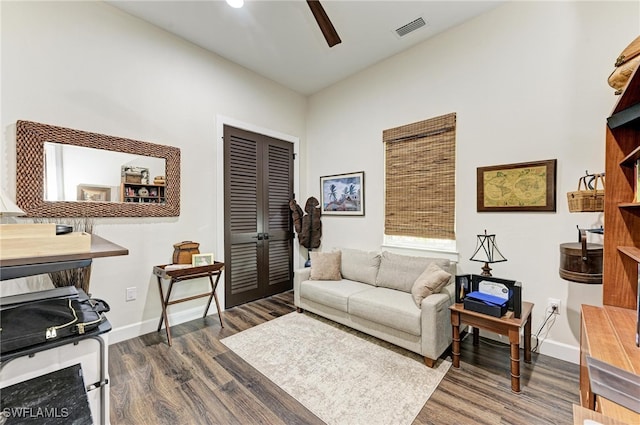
395 17 426 37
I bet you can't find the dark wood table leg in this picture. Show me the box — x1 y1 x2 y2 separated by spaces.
204 272 224 328
509 328 521 393
524 314 532 364
472 327 480 346
156 277 175 346
451 311 461 368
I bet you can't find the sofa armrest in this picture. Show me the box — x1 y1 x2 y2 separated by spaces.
294 268 311 307
420 286 454 360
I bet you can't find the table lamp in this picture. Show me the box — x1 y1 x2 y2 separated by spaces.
0 190 25 223
470 230 506 276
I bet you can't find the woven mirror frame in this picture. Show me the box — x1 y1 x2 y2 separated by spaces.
16 120 180 218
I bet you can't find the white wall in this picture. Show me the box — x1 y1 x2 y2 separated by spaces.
1 1 306 342
2 0 638 363
305 1 639 363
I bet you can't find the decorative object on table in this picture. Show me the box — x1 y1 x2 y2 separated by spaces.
469 229 507 276
0 223 90 260
192 253 214 267
55 224 73 234
137 187 149 197
455 274 471 303
567 172 605 212
462 274 522 318
559 227 603 284
319 171 364 215
31 217 95 293
153 175 166 185
0 190 25 223
608 35 640 95
476 159 557 212
463 291 509 318
76 184 111 202
289 197 322 267
172 240 200 264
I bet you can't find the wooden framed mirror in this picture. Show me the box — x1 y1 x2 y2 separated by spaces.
16 120 180 217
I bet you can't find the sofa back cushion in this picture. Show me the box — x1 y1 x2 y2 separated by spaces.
340 248 381 285
375 251 451 293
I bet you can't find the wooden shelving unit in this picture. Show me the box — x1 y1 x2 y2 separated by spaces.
603 67 640 309
579 67 640 424
121 182 166 204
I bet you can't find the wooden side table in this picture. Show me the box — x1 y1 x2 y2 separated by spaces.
449 301 534 393
153 262 225 346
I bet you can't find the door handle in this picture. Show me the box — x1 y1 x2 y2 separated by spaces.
263 233 269 240
257 233 264 240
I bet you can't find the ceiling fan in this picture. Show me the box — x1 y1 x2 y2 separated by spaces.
306 0 341 47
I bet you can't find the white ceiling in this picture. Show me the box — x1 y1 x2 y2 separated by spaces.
107 0 504 95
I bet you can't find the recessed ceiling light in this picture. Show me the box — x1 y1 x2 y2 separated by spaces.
226 0 244 8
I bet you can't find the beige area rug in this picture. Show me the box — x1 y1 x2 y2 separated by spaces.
221 312 451 425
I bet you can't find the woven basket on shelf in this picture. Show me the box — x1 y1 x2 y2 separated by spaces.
567 173 605 212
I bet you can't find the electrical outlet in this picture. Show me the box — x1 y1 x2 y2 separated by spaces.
126 287 137 302
547 298 561 315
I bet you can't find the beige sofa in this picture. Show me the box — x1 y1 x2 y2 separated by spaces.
294 248 455 367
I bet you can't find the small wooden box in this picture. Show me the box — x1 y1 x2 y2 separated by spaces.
0 224 91 260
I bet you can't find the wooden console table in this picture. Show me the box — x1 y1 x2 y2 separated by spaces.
450 301 533 393
153 262 225 346
0 234 128 289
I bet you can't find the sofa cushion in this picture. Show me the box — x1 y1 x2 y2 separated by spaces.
410 262 452 308
309 251 342 281
375 251 451 293
300 280 372 312
348 287 421 336
340 248 381 285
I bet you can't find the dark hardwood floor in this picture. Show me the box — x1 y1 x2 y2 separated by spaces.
109 291 579 424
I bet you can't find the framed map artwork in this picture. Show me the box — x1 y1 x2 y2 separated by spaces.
477 159 557 212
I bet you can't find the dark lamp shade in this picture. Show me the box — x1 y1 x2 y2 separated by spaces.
470 230 506 264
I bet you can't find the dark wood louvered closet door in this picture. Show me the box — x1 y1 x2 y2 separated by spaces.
223 125 294 308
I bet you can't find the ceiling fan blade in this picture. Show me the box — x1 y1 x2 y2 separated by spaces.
306 0 341 48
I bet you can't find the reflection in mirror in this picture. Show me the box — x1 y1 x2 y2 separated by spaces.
44 142 166 203
16 120 180 217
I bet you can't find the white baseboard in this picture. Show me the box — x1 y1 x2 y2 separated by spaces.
108 305 221 345
108 311 581 365
476 329 580 364
535 338 580 364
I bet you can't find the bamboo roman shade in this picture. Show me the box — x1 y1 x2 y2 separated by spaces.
383 113 456 240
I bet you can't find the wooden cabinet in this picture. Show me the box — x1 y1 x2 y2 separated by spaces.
121 183 165 204
603 67 640 309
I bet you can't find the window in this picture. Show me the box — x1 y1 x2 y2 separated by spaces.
383 113 456 252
